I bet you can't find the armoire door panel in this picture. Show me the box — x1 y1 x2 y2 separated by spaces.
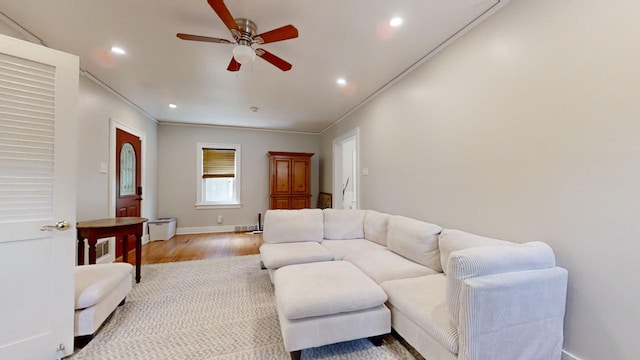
291 159 309 194
290 197 310 209
270 197 290 209
273 159 291 194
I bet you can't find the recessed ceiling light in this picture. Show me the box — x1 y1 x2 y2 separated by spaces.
111 46 126 55
337 78 347 86
389 17 403 27
169 104 177 109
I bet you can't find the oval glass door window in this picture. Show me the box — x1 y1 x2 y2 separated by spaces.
120 142 136 196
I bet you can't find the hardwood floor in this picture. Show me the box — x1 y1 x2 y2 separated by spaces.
119 232 263 265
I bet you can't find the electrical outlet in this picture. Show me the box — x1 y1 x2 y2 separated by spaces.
217 215 223 224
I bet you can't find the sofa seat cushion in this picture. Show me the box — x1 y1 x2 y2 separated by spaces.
263 209 324 244
381 274 458 354
345 249 438 284
321 239 385 260
274 261 388 320
387 216 443 272
75 262 133 310
323 209 366 240
260 242 333 269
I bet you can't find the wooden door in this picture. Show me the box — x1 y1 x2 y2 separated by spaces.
115 128 141 257
291 158 310 195
0 34 78 359
272 158 291 195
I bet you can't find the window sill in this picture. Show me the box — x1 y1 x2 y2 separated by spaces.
195 203 242 210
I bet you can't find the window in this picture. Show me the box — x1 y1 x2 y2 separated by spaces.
119 142 136 196
196 142 241 209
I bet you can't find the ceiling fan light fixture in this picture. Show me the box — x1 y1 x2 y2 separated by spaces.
110 46 126 55
390 17 403 27
233 44 255 65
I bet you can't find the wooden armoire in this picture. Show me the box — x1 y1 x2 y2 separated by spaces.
268 151 314 209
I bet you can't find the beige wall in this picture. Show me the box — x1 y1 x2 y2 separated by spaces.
158 124 319 230
320 0 640 359
76 77 158 222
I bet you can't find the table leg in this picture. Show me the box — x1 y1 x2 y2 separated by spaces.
122 234 129 263
135 229 142 283
77 236 85 265
87 237 97 264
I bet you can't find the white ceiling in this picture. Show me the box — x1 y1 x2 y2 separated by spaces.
0 0 505 133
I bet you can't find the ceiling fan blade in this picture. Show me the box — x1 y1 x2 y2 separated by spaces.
176 33 233 44
254 25 299 44
255 48 292 71
227 57 241 72
207 0 240 34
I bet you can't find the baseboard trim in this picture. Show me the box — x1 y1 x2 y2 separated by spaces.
562 349 581 360
176 225 236 235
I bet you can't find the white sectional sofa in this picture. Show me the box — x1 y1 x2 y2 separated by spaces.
260 208 568 360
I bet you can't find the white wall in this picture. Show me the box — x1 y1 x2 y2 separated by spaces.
320 0 640 359
0 17 25 40
158 124 319 231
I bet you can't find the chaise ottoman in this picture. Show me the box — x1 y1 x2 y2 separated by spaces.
274 261 391 359
74 262 133 346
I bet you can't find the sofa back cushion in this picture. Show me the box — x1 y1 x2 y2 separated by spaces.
445 241 556 327
263 209 323 243
364 210 391 246
387 216 443 272
438 229 512 275
323 209 366 240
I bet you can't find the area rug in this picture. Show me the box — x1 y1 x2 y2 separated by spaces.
71 255 418 359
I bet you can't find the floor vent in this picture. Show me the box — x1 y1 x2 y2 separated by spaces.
96 240 110 258
234 225 257 232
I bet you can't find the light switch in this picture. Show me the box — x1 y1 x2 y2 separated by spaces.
100 163 108 174
362 168 369 176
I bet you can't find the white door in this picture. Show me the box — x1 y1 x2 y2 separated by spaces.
333 128 359 209
0 34 78 359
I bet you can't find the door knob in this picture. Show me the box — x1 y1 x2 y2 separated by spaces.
40 220 72 232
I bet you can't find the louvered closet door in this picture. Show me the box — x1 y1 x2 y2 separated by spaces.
0 35 78 360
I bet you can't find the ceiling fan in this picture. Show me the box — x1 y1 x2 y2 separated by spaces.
177 0 298 72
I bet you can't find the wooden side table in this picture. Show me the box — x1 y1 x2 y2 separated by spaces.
77 217 148 283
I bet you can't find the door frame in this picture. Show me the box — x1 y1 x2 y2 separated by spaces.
107 118 147 262
332 127 360 209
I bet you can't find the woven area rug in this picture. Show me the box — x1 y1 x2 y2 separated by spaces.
71 255 418 360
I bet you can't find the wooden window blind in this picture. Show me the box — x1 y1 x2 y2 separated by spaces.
202 148 235 178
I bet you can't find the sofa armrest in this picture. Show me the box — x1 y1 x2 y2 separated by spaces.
457 267 568 360
446 241 556 326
